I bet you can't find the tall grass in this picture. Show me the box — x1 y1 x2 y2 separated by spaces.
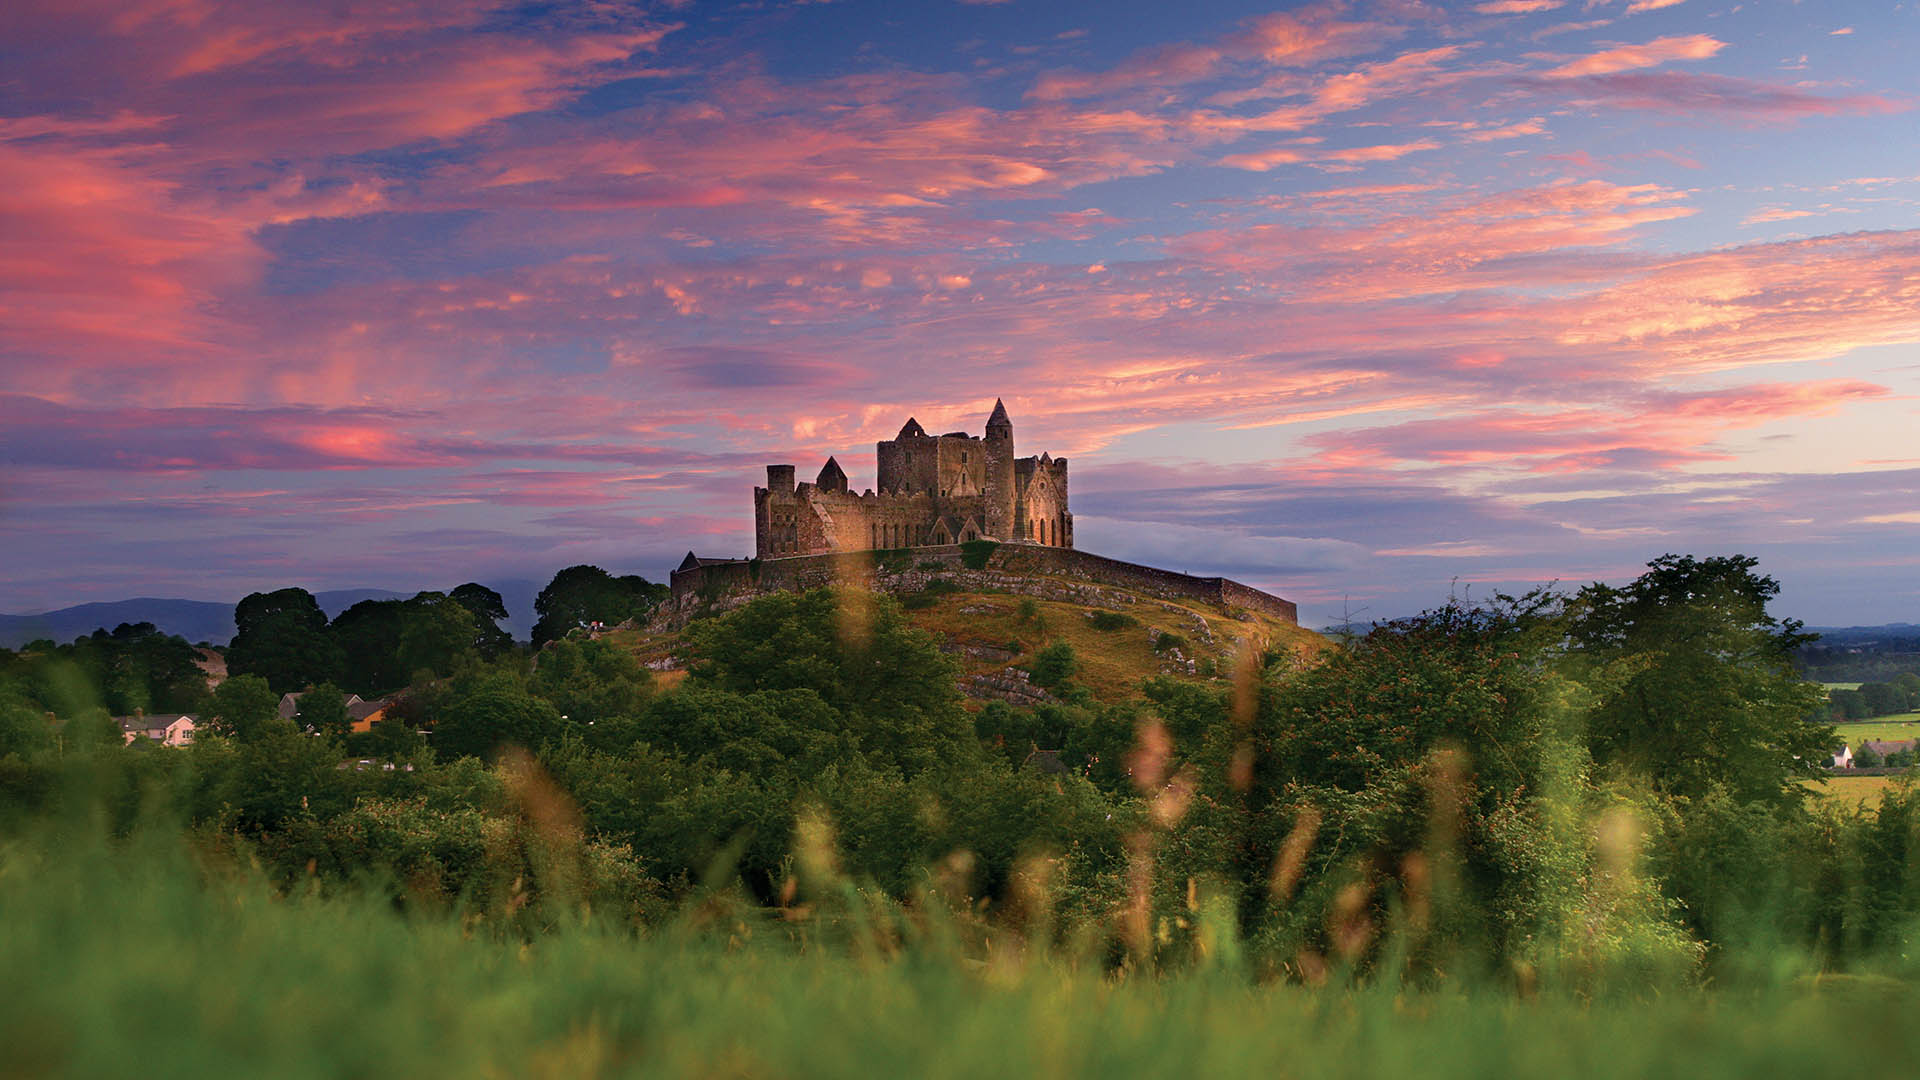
6 815 1918 1079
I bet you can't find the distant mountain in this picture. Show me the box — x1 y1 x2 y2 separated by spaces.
2 581 540 649
313 589 409 618
0 598 237 649
1804 623 1920 643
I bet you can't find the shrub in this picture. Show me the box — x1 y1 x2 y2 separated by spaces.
1030 641 1077 690
1088 610 1138 632
1153 631 1187 654
901 592 939 610
959 540 1000 570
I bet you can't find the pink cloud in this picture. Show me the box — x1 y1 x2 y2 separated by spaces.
1543 33 1724 78
1301 379 1888 472
1027 2 1399 102
1533 70 1905 117
1475 0 1563 13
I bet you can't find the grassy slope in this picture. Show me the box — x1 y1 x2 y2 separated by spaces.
612 579 1326 708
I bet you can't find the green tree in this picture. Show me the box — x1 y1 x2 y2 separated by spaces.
532 566 667 646
397 592 480 679
227 588 344 693
209 674 285 742
429 676 562 762
527 637 652 728
682 589 976 777
449 582 514 656
1029 640 1078 690
1860 681 1906 717
1563 554 1831 805
299 682 351 739
329 598 413 695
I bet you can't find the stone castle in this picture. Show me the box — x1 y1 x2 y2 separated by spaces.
756 399 1072 558
667 398 1297 628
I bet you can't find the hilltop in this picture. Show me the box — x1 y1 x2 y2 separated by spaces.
611 548 1324 708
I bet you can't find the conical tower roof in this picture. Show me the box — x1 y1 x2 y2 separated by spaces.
986 398 1011 434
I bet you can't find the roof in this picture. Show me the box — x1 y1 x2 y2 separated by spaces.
987 398 1011 429
347 699 391 721
114 714 196 734
1859 739 1915 756
897 417 927 438
677 551 750 572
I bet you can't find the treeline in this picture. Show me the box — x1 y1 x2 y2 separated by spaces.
2 554 1915 978
226 566 668 698
1797 629 1920 684
1829 675 1920 721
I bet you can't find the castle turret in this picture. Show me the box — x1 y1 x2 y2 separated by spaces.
766 464 795 493
982 398 1016 541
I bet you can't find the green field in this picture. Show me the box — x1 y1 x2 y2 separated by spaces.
1834 718 1920 743
6 828 1918 1080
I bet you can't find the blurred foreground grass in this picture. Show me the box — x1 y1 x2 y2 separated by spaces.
5 823 1918 1080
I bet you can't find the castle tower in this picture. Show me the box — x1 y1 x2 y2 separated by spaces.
982 398 1016 541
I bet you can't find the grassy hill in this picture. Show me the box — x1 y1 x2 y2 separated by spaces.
609 574 1324 709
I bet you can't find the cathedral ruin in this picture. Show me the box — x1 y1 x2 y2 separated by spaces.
756 399 1072 558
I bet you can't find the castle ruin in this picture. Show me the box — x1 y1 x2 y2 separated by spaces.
756 399 1071 558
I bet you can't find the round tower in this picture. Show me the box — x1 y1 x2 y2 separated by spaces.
982 398 1016 541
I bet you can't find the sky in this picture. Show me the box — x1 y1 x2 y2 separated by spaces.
2 0 1917 628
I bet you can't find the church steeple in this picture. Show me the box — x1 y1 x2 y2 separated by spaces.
985 398 1012 440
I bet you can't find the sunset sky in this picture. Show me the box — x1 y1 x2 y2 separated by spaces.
2 0 1917 627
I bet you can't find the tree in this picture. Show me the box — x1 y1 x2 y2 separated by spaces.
226 588 343 693
682 589 976 777
429 676 562 762
1029 640 1077 690
299 682 351 739
209 674 286 742
329 598 413 695
1860 681 1907 717
396 592 479 679
527 637 652 727
449 582 513 656
1562 554 1831 805
532 566 667 646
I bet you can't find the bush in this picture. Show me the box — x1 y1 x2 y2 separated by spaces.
1088 610 1138 632
901 592 939 610
959 540 1000 570
1153 631 1187 654
1030 641 1077 689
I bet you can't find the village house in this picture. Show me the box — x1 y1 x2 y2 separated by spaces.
115 713 197 747
279 690 397 733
